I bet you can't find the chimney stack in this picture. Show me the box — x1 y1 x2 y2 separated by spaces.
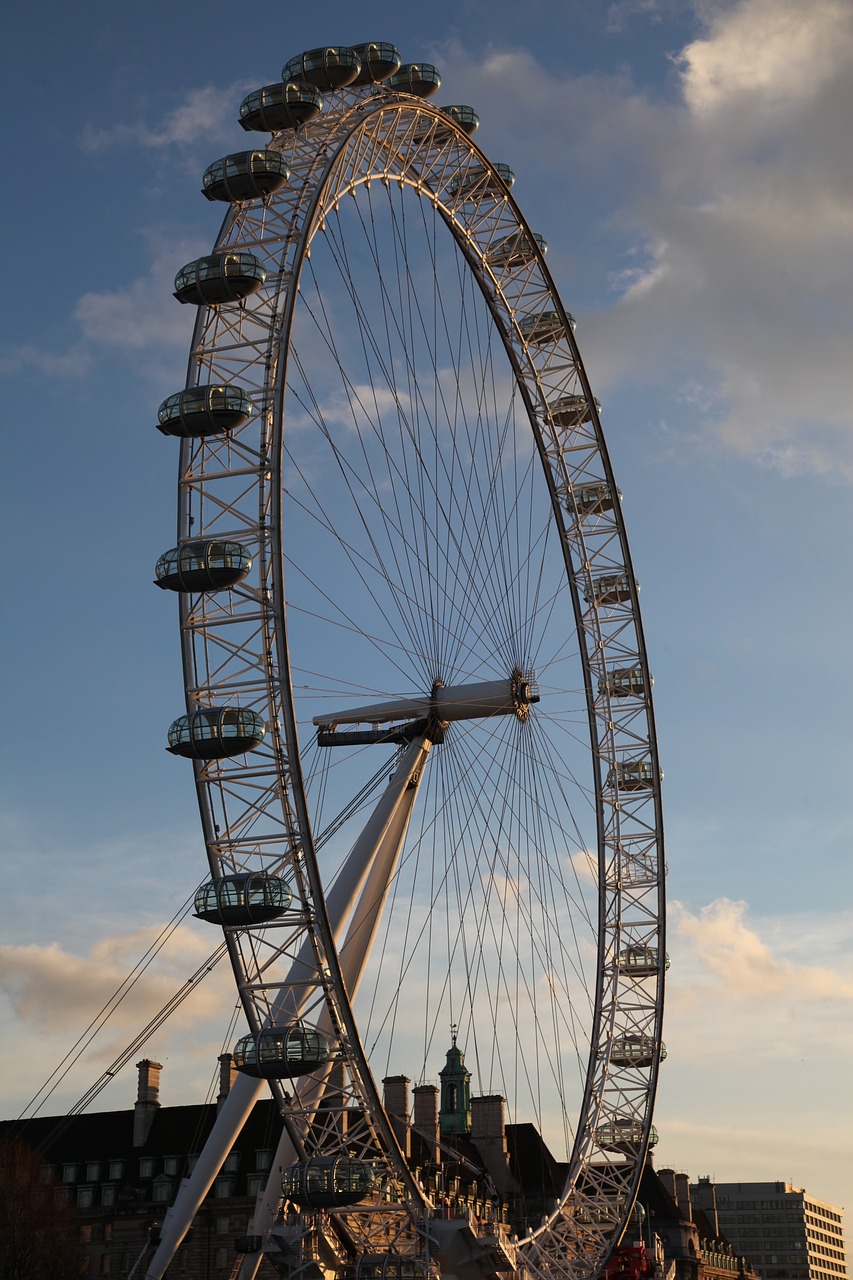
382 1076 411 1158
217 1053 238 1112
133 1059 162 1147
470 1095 515 1194
413 1085 440 1165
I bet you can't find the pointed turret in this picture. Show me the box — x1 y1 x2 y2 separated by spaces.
439 1027 471 1136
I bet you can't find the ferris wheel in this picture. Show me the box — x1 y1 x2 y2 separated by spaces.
146 42 666 1280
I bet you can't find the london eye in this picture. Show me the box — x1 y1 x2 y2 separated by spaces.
148 42 666 1280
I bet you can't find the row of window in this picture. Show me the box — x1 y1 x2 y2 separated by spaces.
805 1205 844 1225
52 1149 273 1184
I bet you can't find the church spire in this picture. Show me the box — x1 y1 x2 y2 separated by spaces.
438 1024 471 1136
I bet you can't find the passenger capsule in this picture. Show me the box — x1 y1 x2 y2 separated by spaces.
166 707 266 760
441 104 480 135
239 82 323 133
549 394 600 427
233 1025 332 1079
155 540 253 592
585 573 634 605
350 42 401 84
202 150 291 202
194 872 292 926
387 63 442 98
357 1258 421 1280
282 47 362 92
173 253 265 306
610 1036 666 1068
570 483 619 517
596 1118 659 1153
449 162 515 199
599 666 650 698
413 104 479 144
156 384 254 439
618 945 670 976
282 1156 375 1208
518 309 575 344
606 760 660 791
488 230 547 269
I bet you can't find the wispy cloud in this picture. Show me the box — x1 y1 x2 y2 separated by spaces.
437 4 853 479
1 232 202 384
79 83 252 154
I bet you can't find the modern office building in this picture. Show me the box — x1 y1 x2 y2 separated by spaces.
690 1178 848 1280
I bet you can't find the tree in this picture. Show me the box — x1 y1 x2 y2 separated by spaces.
0 1136 85 1280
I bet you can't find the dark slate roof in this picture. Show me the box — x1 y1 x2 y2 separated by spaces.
0 1100 283 1203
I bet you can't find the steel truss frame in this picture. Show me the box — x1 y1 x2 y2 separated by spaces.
147 80 665 1280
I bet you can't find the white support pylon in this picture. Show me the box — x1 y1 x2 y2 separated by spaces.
145 735 431 1280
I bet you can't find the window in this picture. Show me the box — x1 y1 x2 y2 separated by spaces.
77 1186 95 1208
108 1160 124 1179
215 1249 229 1267
139 1158 155 1178
255 1149 272 1171
85 1162 101 1181
216 1216 231 1234
247 1174 266 1195
101 1185 116 1207
40 1164 54 1184
62 1164 78 1183
100 1258 110 1276
153 1181 174 1203
164 1156 180 1177
223 1153 240 1172
81 1226 93 1244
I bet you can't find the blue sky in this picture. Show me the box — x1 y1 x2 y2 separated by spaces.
2 0 852 1219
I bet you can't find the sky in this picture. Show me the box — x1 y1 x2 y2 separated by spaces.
2 0 852 1223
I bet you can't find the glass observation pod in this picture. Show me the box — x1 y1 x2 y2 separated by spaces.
518 309 576 344
282 47 362 91
596 1119 659 1154
585 573 635 605
549 393 601 427
442 104 480 134
449 161 515 199
599 666 649 698
386 63 442 98
606 760 660 791
154 540 253 592
610 1036 666 1068
413 104 479 143
488 230 547 269
173 253 266 306
202 150 291 202
166 707 266 760
281 1156 376 1208
570 483 621 517
618 945 670 975
156 384 254 439
193 872 292 926
233 1025 332 1079
349 43 402 85
239 81 323 133
357 1258 421 1280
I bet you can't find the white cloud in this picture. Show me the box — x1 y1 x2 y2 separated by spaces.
437 11 853 479
654 897 853 1208
80 83 252 153
679 0 853 116
0 926 237 1118
1 233 201 383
